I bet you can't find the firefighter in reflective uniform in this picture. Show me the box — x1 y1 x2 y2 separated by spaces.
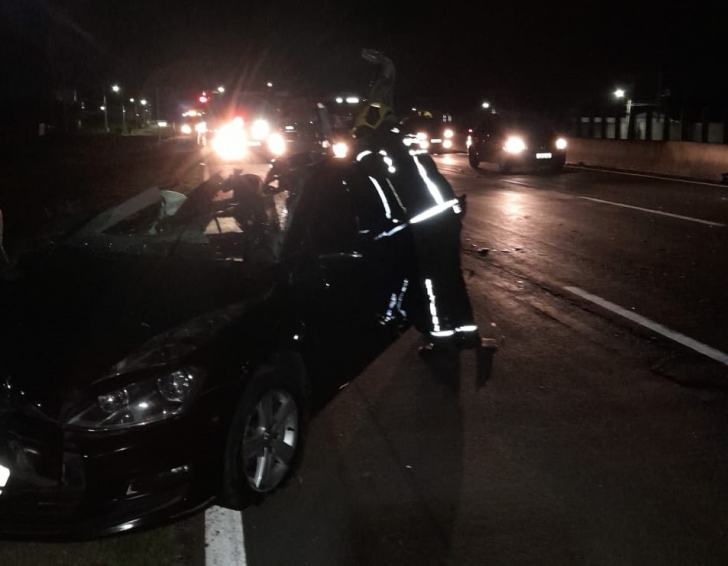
353 49 478 352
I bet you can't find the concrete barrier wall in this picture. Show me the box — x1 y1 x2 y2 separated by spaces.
566 138 728 183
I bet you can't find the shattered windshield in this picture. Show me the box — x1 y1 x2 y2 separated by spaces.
65 176 288 265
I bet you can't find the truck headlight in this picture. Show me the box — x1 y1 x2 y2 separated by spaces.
443 129 454 139
66 368 204 431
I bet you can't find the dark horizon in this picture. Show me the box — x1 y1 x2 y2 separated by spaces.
3 0 727 123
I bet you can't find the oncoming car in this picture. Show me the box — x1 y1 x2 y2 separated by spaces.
0 146 434 540
400 114 457 154
467 112 568 173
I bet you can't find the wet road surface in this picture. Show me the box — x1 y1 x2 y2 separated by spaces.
222 155 728 565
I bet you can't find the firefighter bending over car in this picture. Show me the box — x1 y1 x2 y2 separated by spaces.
353 49 479 354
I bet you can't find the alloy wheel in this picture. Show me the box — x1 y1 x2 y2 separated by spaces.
241 389 299 492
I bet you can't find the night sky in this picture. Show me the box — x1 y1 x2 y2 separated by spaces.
2 0 727 117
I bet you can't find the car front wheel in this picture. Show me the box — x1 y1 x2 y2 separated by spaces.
222 355 309 508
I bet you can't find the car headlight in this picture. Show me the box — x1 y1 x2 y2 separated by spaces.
332 142 348 158
180 124 192 135
555 138 567 150
213 120 247 161
251 119 271 140
66 368 204 431
267 132 286 156
504 136 526 153
416 132 428 141
443 129 454 139
195 122 207 133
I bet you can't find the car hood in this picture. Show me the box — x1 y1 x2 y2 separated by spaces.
504 122 563 146
0 246 275 418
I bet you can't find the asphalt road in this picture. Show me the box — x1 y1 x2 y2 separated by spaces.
230 154 728 565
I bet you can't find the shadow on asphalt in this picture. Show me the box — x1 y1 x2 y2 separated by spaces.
240 328 485 566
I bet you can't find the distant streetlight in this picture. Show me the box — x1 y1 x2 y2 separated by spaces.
140 99 147 106
129 98 135 103
482 101 490 109
267 82 273 88
109 85 126 132
102 92 109 132
217 86 225 93
614 88 631 116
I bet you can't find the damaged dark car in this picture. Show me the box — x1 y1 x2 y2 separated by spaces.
0 152 422 540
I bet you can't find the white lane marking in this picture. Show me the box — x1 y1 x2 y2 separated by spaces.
564 286 728 366
205 506 247 566
579 196 726 227
505 180 533 187
568 164 728 188
437 166 479 177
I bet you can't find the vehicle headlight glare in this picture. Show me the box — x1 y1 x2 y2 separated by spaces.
443 129 454 139
333 142 348 158
67 368 204 430
556 138 567 150
195 122 207 133
251 119 271 140
213 122 247 161
416 132 428 140
180 124 192 135
504 136 526 153
268 132 286 156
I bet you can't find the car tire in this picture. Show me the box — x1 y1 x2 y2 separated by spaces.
468 149 480 169
498 159 512 174
221 353 309 509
